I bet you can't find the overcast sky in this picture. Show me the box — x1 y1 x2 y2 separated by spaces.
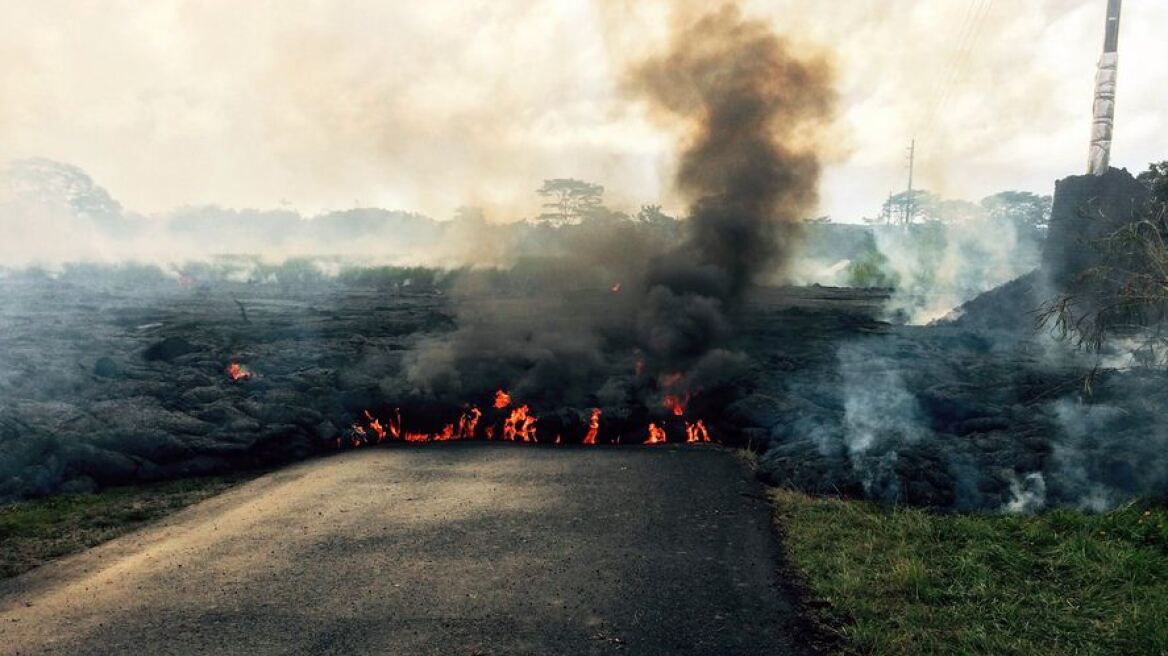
1 0 1165 223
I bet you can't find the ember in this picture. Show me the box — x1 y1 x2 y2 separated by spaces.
226 362 252 381
493 389 512 409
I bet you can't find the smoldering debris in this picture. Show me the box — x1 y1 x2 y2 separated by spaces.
750 317 1168 512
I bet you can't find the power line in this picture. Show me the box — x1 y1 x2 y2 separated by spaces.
920 0 996 144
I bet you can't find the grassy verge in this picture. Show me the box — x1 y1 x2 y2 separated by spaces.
771 489 1168 656
0 474 252 579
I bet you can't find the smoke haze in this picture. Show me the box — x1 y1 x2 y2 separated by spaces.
1 1 1165 227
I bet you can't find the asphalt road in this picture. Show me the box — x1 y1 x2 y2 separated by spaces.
0 445 810 655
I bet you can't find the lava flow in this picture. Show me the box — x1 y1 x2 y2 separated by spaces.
344 389 716 449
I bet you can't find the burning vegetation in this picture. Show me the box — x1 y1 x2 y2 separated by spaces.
345 388 715 449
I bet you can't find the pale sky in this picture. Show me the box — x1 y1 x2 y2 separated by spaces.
1 0 1165 223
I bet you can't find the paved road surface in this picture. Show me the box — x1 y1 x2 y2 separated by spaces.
0 445 808 655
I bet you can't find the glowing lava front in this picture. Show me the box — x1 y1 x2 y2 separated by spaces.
344 390 715 449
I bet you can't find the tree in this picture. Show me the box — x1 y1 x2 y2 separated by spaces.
878 190 940 225
635 204 675 226
932 198 985 224
1137 161 1168 215
980 191 1052 236
1039 162 1168 364
535 179 604 227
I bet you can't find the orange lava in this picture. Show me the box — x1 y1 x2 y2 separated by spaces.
342 391 715 450
458 406 482 439
582 408 601 445
226 362 252 381
645 422 667 445
364 411 387 442
503 405 538 442
685 420 711 443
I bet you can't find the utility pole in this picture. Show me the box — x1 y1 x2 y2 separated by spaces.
903 139 916 225
1088 0 1122 175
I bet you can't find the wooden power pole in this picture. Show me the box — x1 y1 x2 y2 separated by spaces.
1088 0 1122 175
903 139 916 225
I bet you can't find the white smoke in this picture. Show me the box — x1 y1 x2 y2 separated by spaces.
839 342 928 499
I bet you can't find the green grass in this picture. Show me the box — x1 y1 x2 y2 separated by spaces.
771 489 1168 656
0 475 250 579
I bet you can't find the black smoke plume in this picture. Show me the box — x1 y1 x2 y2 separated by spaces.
402 5 835 429
629 4 835 376
632 4 834 296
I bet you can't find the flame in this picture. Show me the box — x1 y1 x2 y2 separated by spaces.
364 411 387 442
405 423 457 442
458 406 482 439
645 423 667 444
582 408 601 445
403 430 429 442
435 424 456 441
340 394 711 450
226 362 252 381
503 405 538 442
611 282 622 293
663 394 688 416
389 408 402 439
493 389 512 409
685 420 711 443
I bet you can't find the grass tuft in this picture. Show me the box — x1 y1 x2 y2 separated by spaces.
772 489 1168 656
0 475 249 579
